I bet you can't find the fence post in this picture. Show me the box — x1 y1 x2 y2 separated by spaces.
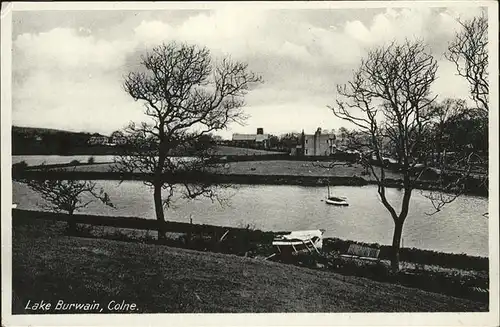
187 216 193 248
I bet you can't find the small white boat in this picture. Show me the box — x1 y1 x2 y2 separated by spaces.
325 196 348 206
325 184 349 206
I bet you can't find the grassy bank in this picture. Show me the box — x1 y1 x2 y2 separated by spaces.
12 218 487 313
12 209 489 304
14 159 488 196
12 145 287 156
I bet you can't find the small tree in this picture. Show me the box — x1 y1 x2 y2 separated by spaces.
423 104 488 214
427 98 467 166
110 130 125 139
279 133 300 151
329 40 440 272
446 12 489 112
268 135 280 150
19 169 114 233
115 41 262 239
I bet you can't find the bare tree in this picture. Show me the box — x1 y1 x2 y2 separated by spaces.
446 12 489 112
19 168 114 233
115 42 262 239
440 11 489 199
329 40 440 272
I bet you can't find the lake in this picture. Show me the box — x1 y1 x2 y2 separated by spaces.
12 181 489 257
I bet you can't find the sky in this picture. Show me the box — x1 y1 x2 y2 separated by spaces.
10 3 487 139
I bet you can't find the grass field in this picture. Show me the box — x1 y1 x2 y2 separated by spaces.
46 160 402 181
220 160 402 180
210 146 287 156
12 219 486 313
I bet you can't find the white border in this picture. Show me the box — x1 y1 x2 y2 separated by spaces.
1 1 499 326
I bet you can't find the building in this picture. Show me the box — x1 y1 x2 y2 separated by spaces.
110 136 127 145
232 128 270 149
109 131 128 145
302 127 336 156
88 133 109 145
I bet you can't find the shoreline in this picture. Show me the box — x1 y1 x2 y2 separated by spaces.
12 208 489 264
14 168 489 197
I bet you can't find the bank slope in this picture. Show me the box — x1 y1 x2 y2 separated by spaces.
12 222 486 313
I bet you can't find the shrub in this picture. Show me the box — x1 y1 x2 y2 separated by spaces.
12 161 28 173
323 238 488 271
69 159 80 165
75 224 94 237
87 156 95 164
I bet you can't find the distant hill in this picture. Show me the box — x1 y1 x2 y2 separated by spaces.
12 126 98 155
12 126 94 137
11 127 288 157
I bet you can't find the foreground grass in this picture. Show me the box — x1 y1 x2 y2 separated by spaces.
12 220 486 313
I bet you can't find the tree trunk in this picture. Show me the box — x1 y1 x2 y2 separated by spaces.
391 221 404 272
153 183 166 240
67 210 76 235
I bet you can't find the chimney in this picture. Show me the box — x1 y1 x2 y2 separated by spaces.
257 128 264 135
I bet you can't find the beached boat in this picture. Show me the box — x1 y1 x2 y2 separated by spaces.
270 229 325 257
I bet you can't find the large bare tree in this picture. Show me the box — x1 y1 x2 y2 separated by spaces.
445 12 489 209
329 40 439 272
446 12 489 112
115 42 262 239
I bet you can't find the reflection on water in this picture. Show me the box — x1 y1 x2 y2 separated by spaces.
12 181 488 257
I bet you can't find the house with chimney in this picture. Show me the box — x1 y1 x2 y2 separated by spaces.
231 127 270 149
296 127 337 156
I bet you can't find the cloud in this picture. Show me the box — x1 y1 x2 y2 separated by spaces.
12 27 142 134
345 20 371 43
14 28 136 71
134 20 176 46
11 6 490 136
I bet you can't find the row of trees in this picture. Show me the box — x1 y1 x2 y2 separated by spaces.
17 13 488 273
12 128 92 155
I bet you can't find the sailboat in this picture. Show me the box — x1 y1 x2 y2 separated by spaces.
325 183 348 206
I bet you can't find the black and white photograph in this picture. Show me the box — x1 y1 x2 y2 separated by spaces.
1 1 498 326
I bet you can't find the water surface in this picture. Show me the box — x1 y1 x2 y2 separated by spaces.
12 181 488 257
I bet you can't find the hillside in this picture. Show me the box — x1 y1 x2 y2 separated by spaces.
12 125 91 135
12 219 486 313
